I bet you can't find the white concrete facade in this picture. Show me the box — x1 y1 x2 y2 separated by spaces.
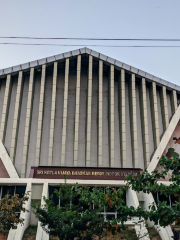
0 48 179 240
0 50 179 172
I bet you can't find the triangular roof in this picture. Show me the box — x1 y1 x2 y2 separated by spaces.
0 47 180 93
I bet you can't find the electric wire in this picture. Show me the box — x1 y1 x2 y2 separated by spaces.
1 42 180 47
1 36 180 41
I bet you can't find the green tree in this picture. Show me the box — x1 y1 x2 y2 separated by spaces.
32 181 106 240
125 156 180 228
80 186 128 239
32 181 130 240
0 192 30 231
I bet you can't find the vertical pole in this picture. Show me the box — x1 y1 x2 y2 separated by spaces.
160 86 169 131
21 68 34 178
0 74 12 142
109 65 114 167
150 82 159 149
120 69 126 167
129 74 138 168
74 55 81 166
98 60 103 167
48 62 58 166
139 78 150 168
35 64 46 166
170 89 177 114
35 182 49 240
61 58 69 166
86 55 93 167
10 71 23 163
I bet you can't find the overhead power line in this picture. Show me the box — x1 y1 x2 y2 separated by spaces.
0 42 180 47
1 36 180 41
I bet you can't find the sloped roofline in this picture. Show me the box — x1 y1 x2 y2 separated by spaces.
0 47 179 92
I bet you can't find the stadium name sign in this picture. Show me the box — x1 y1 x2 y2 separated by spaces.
30 167 142 180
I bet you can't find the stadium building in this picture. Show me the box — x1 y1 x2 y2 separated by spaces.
0 48 180 240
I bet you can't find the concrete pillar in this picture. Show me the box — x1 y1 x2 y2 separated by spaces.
10 71 23 163
61 58 69 166
126 189 150 240
36 182 49 240
35 65 46 166
160 86 169 131
0 74 12 142
74 55 81 166
98 60 103 167
48 62 57 166
109 65 115 167
139 78 150 168
0 139 19 178
143 193 171 240
170 89 177 114
150 82 159 149
21 68 34 178
119 69 126 167
86 55 93 167
8 182 32 240
129 74 138 168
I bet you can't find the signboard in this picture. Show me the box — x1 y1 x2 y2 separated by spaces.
30 167 142 180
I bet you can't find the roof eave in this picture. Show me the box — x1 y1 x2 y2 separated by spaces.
0 47 179 92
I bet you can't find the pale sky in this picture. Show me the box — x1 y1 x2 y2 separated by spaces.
0 0 180 85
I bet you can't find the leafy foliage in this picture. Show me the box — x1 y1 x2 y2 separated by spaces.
79 186 129 239
166 147 179 158
0 192 30 231
32 181 105 240
32 181 132 240
126 156 180 227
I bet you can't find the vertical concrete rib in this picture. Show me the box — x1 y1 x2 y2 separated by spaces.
160 86 169 131
119 69 126 167
150 82 159 149
86 55 93 167
21 68 34 178
35 65 46 166
10 71 23 163
48 62 58 166
0 74 12 143
139 78 150 168
109 65 114 167
170 90 177 114
61 58 69 166
98 60 103 167
129 74 138 168
74 55 81 166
